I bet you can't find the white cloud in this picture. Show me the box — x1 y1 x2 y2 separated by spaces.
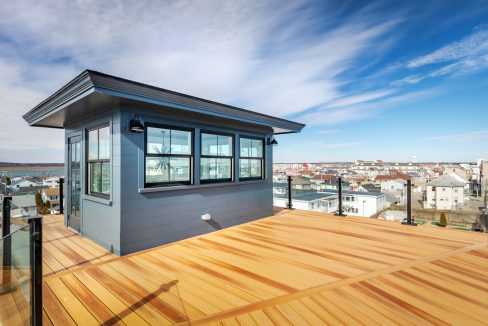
300 88 437 126
390 74 425 86
322 89 396 109
389 26 488 87
407 25 488 68
0 0 401 161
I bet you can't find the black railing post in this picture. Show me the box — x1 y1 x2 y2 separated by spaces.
287 176 294 209
336 177 346 216
59 177 64 214
29 216 42 326
402 180 417 226
2 196 11 237
1 196 12 294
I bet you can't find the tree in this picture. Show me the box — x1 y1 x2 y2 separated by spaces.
439 212 447 227
35 191 50 215
6 177 11 185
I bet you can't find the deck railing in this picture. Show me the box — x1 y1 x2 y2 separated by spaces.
1 196 42 326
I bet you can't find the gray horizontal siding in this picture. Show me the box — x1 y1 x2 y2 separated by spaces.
119 108 274 255
64 110 123 255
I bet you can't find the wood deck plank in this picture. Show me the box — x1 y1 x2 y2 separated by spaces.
19 212 486 326
61 273 126 326
45 277 100 325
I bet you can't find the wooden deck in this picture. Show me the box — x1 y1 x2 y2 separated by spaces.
2 210 488 325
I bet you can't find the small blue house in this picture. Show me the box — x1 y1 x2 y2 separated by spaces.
23 70 304 255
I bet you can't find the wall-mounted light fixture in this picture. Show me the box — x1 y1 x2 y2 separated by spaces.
129 114 144 133
267 137 278 146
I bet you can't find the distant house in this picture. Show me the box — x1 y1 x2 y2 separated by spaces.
388 162 419 173
381 179 405 192
318 189 386 217
14 186 49 195
351 160 384 172
11 178 38 189
22 70 304 255
381 179 407 205
289 176 312 190
356 183 380 193
273 182 287 195
24 176 44 186
10 194 37 217
374 171 412 186
273 192 337 213
424 174 467 210
311 174 334 183
43 176 60 188
42 187 60 211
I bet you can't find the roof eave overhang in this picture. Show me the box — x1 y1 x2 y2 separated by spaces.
23 70 306 134
23 70 94 126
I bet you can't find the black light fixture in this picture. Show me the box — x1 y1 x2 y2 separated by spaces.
267 137 278 145
129 114 144 133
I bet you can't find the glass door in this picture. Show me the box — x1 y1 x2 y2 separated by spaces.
67 136 81 232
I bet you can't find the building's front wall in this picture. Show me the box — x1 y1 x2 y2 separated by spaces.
425 185 465 210
118 108 274 255
341 194 385 217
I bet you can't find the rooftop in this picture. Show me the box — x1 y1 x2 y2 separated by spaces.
319 189 385 197
3 210 487 325
276 192 337 202
428 174 466 187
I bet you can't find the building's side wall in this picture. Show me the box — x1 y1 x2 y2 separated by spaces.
425 186 433 208
481 161 488 196
433 186 464 210
119 107 274 255
64 109 122 254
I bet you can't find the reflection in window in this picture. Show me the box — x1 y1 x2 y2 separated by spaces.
239 137 263 180
87 124 110 197
201 133 233 182
145 126 193 186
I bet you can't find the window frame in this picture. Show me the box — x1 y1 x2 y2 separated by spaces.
200 130 234 184
239 135 265 181
86 123 111 198
144 123 194 188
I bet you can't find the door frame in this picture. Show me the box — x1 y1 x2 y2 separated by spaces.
67 135 82 232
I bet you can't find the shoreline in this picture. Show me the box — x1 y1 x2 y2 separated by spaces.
0 166 64 171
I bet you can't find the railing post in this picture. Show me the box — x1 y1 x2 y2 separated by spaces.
336 177 346 216
287 176 294 209
29 216 42 326
402 180 417 226
59 177 64 214
2 196 11 238
1 196 12 293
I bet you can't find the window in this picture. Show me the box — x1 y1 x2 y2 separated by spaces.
239 137 264 180
201 132 233 182
145 126 193 187
87 124 110 197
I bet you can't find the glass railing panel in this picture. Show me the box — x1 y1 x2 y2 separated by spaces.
0 224 31 325
8 201 30 234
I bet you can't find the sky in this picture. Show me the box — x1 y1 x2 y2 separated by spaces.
0 0 487 163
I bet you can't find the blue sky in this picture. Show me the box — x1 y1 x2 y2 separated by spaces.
0 0 487 162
